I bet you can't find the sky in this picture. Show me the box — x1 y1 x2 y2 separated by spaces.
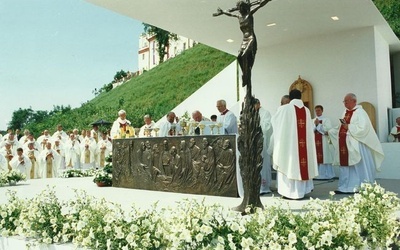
0 0 143 131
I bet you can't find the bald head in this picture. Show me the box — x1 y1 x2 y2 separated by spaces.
192 110 203 122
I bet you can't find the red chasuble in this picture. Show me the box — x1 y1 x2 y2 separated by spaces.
119 122 127 132
338 109 356 166
314 120 323 164
295 106 309 180
397 127 400 133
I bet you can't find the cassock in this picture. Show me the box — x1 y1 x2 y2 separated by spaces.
110 118 131 139
0 146 15 171
328 105 384 193
271 99 318 199
96 139 112 168
25 148 40 179
39 148 61 178
314 115 335 179
80 138 97 169
158 120 181 137
216 110 238 134
10 154 32 179
64 139 81 169
259 107 273 194
53 141 65 171
52 130 68 143
37 135 51 150
0 153 8 172
139 121 156 137
23 140 41 153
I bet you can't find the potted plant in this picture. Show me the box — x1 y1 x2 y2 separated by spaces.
6 170 26 186
93 153 112 187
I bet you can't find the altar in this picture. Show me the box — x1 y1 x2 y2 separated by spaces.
112 135 238 197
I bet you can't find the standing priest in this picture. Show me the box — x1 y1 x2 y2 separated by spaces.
328 93 384 194
271 89 318 199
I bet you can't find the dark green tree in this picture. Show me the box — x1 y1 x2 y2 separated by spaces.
114 70 127 81
373 0 400 38
8 107 34 130
143 24 178 63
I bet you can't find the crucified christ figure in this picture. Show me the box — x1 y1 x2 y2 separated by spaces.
214 0 272 90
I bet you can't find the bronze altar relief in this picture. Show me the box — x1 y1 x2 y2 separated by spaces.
112 136 238 197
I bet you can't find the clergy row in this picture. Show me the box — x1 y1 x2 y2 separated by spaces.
110 100 236 139
0 126 112 180
268 90 383 199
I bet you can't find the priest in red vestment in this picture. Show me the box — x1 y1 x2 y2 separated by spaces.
271 89 318 199
328 93 384 194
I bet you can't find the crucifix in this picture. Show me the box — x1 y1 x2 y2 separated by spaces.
213 0 272 213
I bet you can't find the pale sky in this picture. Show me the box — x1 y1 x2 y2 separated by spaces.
0 0 143 130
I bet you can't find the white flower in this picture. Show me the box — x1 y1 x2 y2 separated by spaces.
76 220 86 231
199 224 212 235
240 237 254 249
195 233 204 242
288 232 297 245
230 222 240 231
311 223 320 232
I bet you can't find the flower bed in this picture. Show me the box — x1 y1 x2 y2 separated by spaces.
0 183 399 249
60 168 95 178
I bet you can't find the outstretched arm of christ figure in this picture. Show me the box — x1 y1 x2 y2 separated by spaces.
213 7 239 18
213 0 272 17
250 0 272 15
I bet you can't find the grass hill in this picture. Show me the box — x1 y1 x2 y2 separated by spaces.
24 44 235 136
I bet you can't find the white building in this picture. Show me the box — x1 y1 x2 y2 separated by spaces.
138 33 196 74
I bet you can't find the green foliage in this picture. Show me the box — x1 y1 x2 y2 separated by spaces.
114 69 128 81
373 0 400 38
8 107 34 130
143 23 179 63
17 44 234 137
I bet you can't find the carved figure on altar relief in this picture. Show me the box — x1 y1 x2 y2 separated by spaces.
217 139 236 188
200 138 217 186
160 139 171 176
189 138 201 180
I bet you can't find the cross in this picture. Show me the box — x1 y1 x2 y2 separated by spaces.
300 158 307 167
299 139 306 148
298 119 305 128
340 146 347 155
316 140 322 147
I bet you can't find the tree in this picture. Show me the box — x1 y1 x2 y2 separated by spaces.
143 24 178 63
373 0 400 38
8 107 34 130
114 70 127 81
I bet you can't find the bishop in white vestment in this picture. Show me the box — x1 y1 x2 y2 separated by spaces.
80 131 97 169
39 142 61 178
25 142 41 179
10 148 32 179
64 134 81 169
255 99 273 194
96 133 112 168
